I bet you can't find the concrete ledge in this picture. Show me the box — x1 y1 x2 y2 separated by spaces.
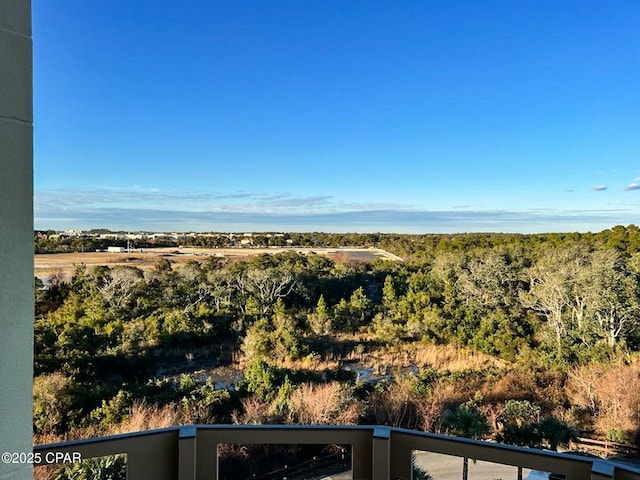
0 120 33 219
0 28 32 122
0 0 31 36
0 119 33 480
0 2 32 479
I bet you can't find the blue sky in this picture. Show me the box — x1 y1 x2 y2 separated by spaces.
33 1 640 233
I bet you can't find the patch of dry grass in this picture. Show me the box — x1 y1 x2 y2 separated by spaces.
286 334 509 373
110 401 184 434
287 382 360 425
408 343 509 370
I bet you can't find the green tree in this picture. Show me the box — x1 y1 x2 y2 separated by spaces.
348 286 370 330
496 400 542 452
538 416 577 451
497 400 576 453
241 317 272 360
440 400 490 480
89 390 133 430
241 358 286 402
332 298 351 331
271 299 303 361
308 295 332 335
241 302 303 363
179 377 231 423
381 275 398 312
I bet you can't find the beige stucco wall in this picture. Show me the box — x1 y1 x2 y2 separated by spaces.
0 1 33 479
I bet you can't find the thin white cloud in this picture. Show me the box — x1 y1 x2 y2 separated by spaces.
36 187 279 211
34 187 640 233
34 206 640 234
592 185 607 191
624 183 640 191
205 195 335 213
35 187 415 216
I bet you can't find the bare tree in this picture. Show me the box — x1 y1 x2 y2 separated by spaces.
96 266 144 310
568 363 640 437
520 248 587 347
580 250 639 348
235 267 296 314
523 248 639 349
206 270 235 312
456 248 522 310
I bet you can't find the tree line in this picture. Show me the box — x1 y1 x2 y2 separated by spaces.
34 227 640 469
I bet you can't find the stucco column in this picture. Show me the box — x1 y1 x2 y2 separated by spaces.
0 1 33 479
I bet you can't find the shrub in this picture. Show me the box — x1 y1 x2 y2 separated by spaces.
33 372 74 435
287 382 360 425
51 455 126 480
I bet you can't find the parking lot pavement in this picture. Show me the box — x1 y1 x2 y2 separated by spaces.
320 472 352 480
414 450 533 480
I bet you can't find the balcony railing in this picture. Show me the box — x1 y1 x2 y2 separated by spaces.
33 424 640 480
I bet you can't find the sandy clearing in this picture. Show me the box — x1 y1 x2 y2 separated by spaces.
34 247 402 281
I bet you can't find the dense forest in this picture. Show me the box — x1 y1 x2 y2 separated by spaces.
34 226 640 476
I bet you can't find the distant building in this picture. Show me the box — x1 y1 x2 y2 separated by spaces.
100 233 127 240
125 233 147 240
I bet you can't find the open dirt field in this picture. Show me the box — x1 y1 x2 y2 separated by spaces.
34 246 402 282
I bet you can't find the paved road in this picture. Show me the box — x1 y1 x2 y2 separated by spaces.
414 451 534 480
319 452 537 479
320 473 352 480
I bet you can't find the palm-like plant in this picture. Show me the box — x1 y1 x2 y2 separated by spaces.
440 400 490 480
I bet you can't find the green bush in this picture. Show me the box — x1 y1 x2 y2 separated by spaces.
606 428 627 443
52 455 126 480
